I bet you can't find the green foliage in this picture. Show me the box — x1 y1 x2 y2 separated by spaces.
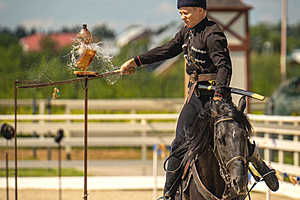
250 52 300 96
60 25 81 33
113 38 150 67
250 23 281 53
251 22 300 54
39 36 59 55
1 23 300 100
250 52 281 96
0 33 18 47
92 24 115 40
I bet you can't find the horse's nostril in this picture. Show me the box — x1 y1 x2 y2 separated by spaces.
232 179 240 193
232 177 248 195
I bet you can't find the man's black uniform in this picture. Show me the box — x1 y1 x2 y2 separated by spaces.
134 17 232 197
134 17 231 97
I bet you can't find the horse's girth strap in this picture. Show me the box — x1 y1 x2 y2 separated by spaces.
191 160 221 200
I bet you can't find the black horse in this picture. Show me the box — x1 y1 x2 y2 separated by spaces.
176 96 252 200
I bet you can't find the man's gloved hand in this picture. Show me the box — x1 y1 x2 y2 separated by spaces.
211 92 224 117
120 58 137 75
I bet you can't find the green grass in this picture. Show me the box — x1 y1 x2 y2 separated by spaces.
0 168 83 177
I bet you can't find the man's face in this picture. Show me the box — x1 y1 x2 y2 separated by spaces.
179 7 204 28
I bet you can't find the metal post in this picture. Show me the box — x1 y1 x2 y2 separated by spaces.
6 150 9 200
58 143 62 200
266 189 270 200
280 0 287 82
14 80 18 200
83 77 88 200
153 144 158 199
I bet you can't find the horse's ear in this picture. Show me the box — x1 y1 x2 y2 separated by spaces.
238 96 247 113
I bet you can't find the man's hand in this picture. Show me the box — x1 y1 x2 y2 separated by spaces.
120 58 137 75
210 93 224 117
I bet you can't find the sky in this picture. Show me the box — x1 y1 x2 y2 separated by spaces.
0 0 300 34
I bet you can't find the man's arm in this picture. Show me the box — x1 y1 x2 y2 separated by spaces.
206 31 232 99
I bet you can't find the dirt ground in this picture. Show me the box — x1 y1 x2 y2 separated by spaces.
1 189 297 200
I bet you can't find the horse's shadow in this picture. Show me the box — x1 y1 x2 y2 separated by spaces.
175 96 252 200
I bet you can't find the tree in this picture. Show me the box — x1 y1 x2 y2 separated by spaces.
60 25 81 33
15 25 28 39
39 36 59 55
92 24 115 41
0 33 18 47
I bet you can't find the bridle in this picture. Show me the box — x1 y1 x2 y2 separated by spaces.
214 117 248 169
213 116 248 199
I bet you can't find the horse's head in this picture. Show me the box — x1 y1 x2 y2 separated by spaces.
211 96 251 197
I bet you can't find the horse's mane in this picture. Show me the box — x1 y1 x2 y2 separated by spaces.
191 100 253 153
189 102 215 153
217 101 253 137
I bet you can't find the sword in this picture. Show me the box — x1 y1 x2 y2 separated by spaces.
198 84 265 101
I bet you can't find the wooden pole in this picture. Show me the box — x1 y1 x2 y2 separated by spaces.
153 144 158 199
83 77 88 200
280 0 287 82
14 81 18 200
58 143 62 200
6 151 9 200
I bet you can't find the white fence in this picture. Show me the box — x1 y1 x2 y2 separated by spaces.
1 99 300 198
1 99 300 171
0 98 264 114
1 113 300 174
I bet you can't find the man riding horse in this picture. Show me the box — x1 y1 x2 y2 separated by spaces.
120 0 279 199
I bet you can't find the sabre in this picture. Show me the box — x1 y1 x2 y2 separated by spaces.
198 84 265 101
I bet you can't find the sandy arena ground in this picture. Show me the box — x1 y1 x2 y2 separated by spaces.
1 189 297 200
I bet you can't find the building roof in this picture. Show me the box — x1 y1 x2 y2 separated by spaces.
207 0 252 10
20 33 77 52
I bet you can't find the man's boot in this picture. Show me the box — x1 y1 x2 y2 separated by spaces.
248 141 279 191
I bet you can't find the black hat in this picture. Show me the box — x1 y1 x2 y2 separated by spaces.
177 0 206 9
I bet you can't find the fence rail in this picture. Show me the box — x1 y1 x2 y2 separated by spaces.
0 98 265 113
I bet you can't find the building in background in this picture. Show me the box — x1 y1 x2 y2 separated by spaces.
20 33 76 52
205 0 252 106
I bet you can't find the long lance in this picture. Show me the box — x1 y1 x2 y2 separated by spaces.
198 84 265 101
16 70 122 88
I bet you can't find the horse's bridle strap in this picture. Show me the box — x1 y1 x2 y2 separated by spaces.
191 160 222 200
214 117 233 126
225 156 247 169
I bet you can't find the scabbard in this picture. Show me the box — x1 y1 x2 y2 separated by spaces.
186 81 197 104
197 84 265 101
